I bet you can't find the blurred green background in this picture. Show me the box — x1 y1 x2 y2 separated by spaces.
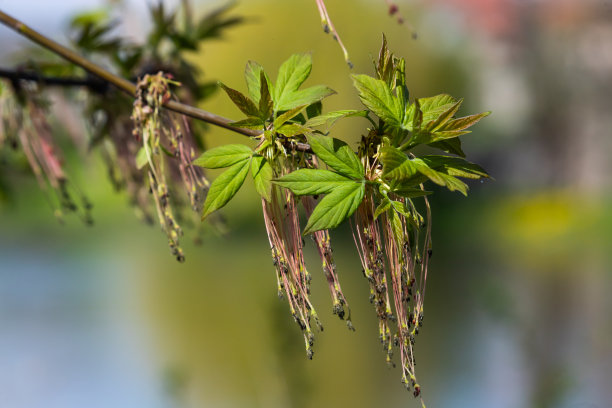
1 1 611 407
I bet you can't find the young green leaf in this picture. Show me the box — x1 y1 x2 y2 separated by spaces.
351 74 402 126
218 82 259 117
305 109 368 129
276 85 336 112
303 181 365 234
428 138 466 157
306 134 364 179
258 70 273 119
391 183 432 198
374 197 392 219
273 104 308 129
438 111 491 132
245 60 267 104
230 117 265 130
251 155 273 201
274 169 357 195
421 155 490 179
418 94 457 123
424 98 463 131
201 158 251 219
380 145 420 180
274 54 312 108
193 144 252 169
276 123 311 137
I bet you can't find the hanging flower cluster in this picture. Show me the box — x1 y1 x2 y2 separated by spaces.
194 38 490 403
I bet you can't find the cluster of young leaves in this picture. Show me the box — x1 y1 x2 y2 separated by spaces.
276 36 491 232
194 53 336 216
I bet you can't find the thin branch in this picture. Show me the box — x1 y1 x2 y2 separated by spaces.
0 9 259 137
0 9 312 153
0 68 108 92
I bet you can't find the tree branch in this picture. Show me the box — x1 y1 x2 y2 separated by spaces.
0 9 260 137
0 68 109 92
0 9 312 153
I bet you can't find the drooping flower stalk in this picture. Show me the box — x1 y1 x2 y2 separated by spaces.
352 194 394 363
314 0 353 68
131 72 211 262
1 82 92 223
262 179 321 358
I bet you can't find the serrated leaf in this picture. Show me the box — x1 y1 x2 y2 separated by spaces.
251 155 273 201
306 134 364 179
305 109 368 129
421 155 490 179
351 74 402 126
274 54 312 109
303 181 365 234
218 82 259 117
391 184 432 198
374 197 392 219
245 60 266 104
276 123 311 137
418 94 457 123
135 147 148 170
439 111 491 132
193 144 252 169
259 70 273 119
274 169 356 195
389 210 404 244
425 98 463 131
428 138 466 157
380 146 420 180
273 105 307 129
276 85 336 112
202 158 251 219
230 117 265 130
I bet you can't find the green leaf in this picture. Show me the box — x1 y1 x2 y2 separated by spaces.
135 147 148 170
391 184 432 198
425 98 463 131
439 111 491 132
389 210 404 244
374 197 392 219
274 54 312 109
305 109 368 129
428 138 466 157
418 94 457 123
276 85 336 112
273 105 307 129
380 146 470 194
274 169 357 195
276 123 311 137
258 70 273 119
351 74 402 126
244 60 267 104
193 144 252 169
421 155 490 179
218 82 259 117
201 158 251 219
303 181 365 234
230 117 265 130
380 146 420 180
251 155 273 201
306 134 364 179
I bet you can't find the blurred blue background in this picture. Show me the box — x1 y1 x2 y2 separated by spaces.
1 0 611 407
